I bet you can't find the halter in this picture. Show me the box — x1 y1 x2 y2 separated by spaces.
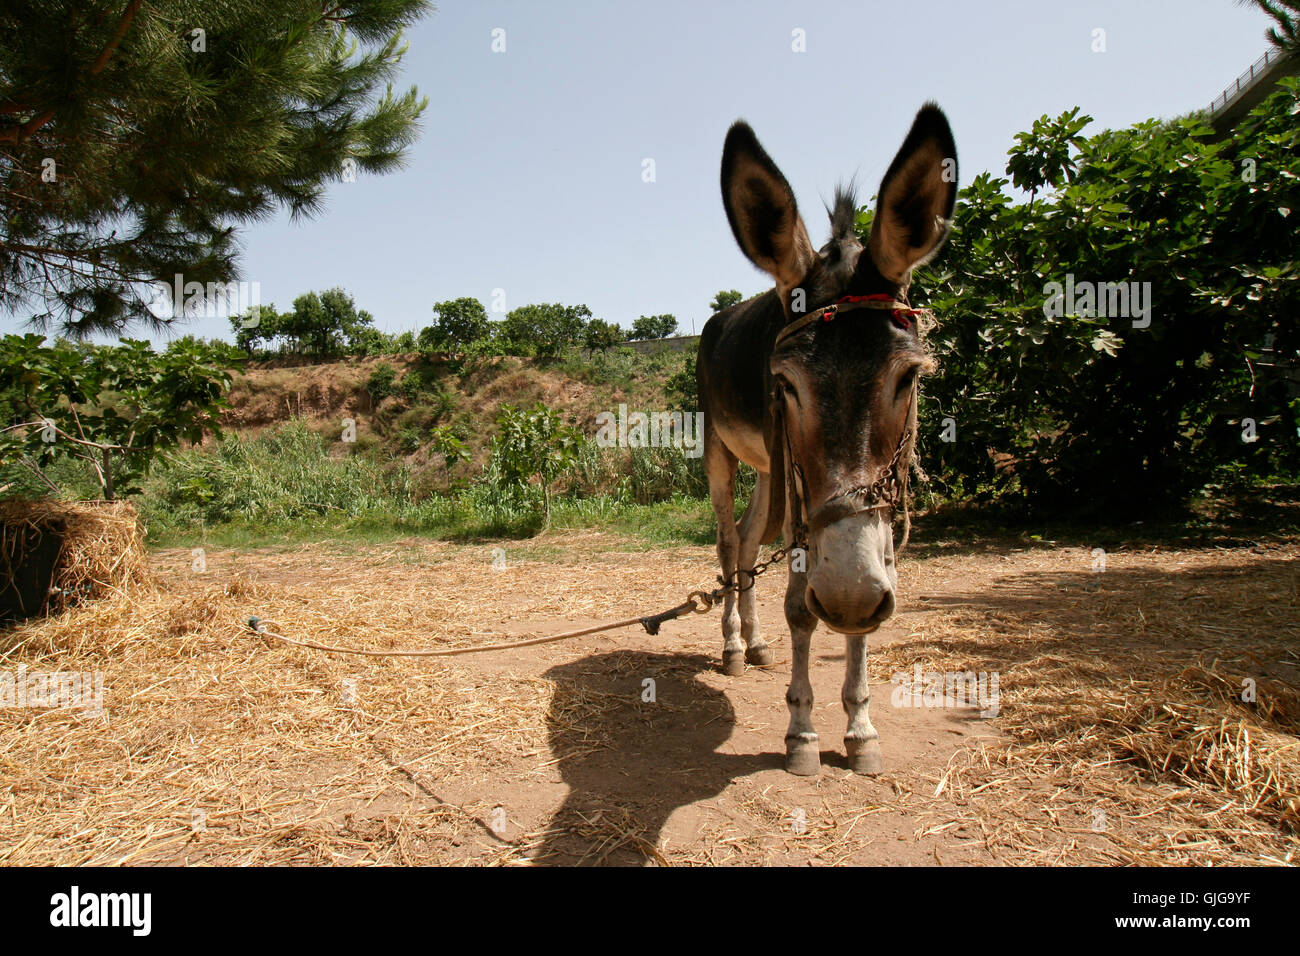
773 293 925 351
772 293 924 551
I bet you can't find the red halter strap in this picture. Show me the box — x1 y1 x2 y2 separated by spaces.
774 291 928 351
821 293 923 330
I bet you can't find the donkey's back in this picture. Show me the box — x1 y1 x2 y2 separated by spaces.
697 290 785 474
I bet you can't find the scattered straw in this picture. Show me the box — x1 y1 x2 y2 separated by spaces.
876 543 1300 865
0 531 1295 865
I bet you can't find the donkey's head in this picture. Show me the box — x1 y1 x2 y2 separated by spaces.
721 105 957 634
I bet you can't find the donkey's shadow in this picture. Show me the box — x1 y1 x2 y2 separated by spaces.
530 651 774 865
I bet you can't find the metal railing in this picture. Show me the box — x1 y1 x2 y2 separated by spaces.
1209 48 1289 114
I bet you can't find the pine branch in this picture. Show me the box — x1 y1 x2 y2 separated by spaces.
88 0 144 76
0 0 432 332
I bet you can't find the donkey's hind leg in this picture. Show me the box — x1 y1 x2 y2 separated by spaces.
705 433 747 676
735 470 774 668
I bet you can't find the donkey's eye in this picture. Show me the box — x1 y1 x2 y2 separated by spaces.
774 375 800 405
896 367 918 397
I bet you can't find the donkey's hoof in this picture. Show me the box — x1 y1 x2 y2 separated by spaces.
745 644 773 667
722 650 746 676
846 737 884 776
785 737 821 776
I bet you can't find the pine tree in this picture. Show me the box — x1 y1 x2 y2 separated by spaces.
0 0 431 337
1238 0 1300 51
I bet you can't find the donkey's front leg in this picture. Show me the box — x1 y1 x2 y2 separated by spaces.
843 634 883 775
783 565 820 775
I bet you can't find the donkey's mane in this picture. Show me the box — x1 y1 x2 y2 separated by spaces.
827 182 859 241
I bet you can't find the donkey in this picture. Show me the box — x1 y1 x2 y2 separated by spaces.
697 104 957 776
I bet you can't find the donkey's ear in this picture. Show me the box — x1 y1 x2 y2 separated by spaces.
721 122 815 297
866 104 958 285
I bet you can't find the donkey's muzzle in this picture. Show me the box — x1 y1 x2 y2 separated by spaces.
807 582 894 634
804 511 898 634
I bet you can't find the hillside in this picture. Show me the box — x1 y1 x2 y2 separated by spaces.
222 348 693 474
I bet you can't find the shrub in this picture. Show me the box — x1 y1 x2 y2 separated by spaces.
897 83 1300 515
489 402 582 525
366 362 400 402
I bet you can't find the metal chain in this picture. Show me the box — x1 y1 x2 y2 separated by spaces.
681 540 805 616
850 423 913 512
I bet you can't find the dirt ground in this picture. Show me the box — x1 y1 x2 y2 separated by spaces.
1 532 1296 865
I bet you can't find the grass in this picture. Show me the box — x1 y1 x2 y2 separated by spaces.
553 495 719 546
142 492 721 552
124 419 728 552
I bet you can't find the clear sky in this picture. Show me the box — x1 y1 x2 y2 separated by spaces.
5 0 1279 342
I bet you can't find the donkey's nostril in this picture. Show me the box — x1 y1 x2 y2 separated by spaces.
869 589 896 622
806 585 894 632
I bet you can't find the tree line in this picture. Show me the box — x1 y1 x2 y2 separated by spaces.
227 292 725 360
